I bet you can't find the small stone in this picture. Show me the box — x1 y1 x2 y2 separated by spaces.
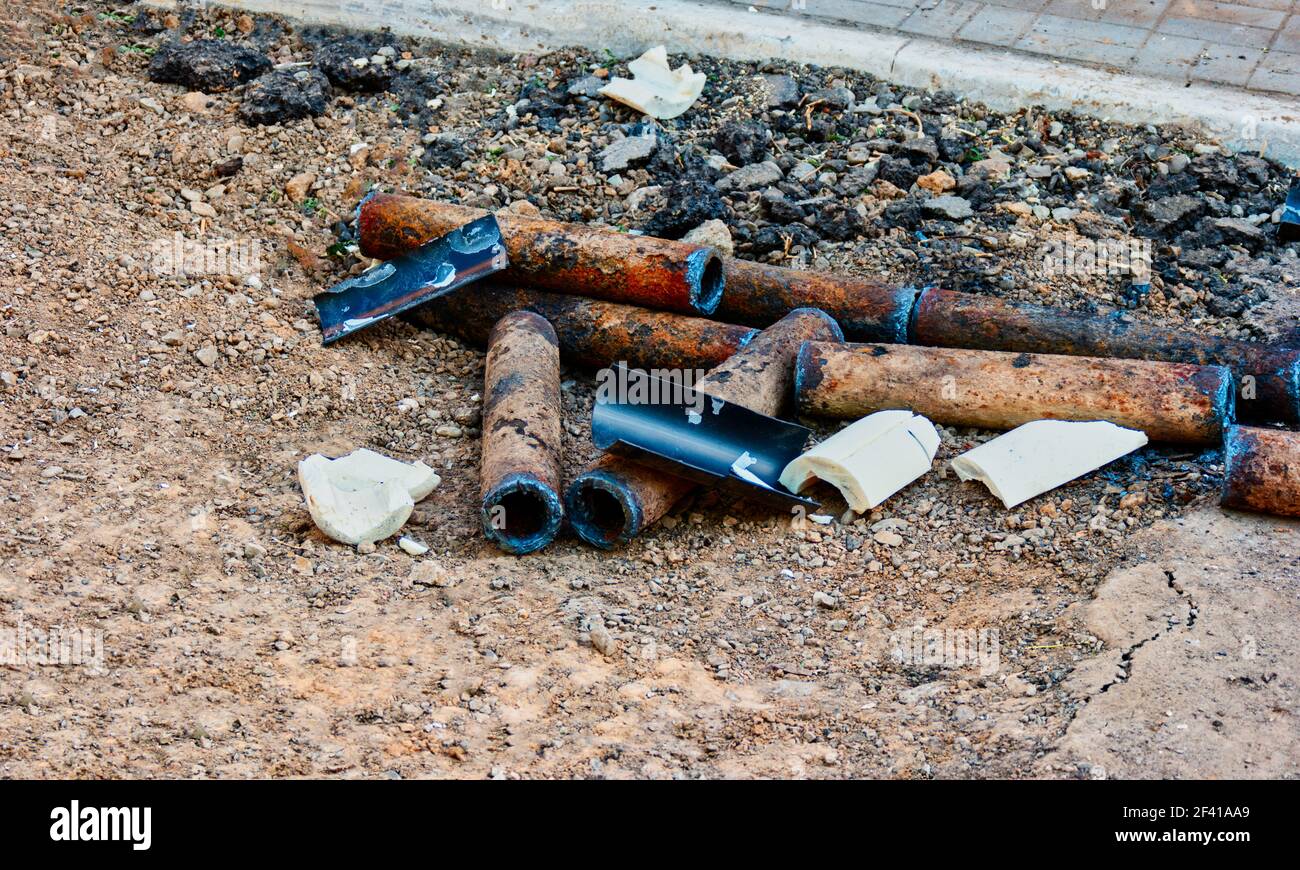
398 536 429 556
681 219 734 256
180 91 212 114
874 530 904 547
567 75 604 98
1141 194 1204 232
898 136 939 163
589 625 618 656
813 591 837 608
1118 492 1147 510
923 195 973 220
285 171 316 203
713 120 768 166
410 561 454 587
1214 217 1265 246
1005 674 1036 696
716 160 782 192
190 201 217 218
194 345 219 367
762 73 800 108
916 170 955 193
971 158 1012 180
598 134 656 173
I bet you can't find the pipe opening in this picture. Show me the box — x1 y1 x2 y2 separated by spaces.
687 250 725 315
567 475 637 548
482 476 562 555
497 490 548 538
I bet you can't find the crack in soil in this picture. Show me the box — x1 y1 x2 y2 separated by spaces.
1097 568 1200 694
1165 569 1199 630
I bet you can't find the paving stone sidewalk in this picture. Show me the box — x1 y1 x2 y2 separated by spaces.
723 0 1300 96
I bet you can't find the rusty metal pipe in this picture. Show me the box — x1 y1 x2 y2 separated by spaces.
406 284 758 371
565 308 844 548
1221 425 1300 517
479 312 564 554
358 194 917 340
911 287 1300 424
360 194 724 315
719 259 918 342
796 342 1235 444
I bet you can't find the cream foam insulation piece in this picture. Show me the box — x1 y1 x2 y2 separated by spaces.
328 448 441 501
779 410 941 511
599 45 706 119
950 420 1148 508
298 449 441 546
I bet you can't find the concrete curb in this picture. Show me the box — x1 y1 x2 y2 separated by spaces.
174 0 1300 166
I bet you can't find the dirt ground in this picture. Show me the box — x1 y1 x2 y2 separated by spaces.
0 2 1296 779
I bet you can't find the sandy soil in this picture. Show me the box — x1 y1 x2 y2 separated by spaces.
0 1 1295 779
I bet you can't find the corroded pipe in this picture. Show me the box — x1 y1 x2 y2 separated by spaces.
479 311 564 554
719 259 917 342
1221 425 1300 517
796 342 1234 444
360 194 724 315
406 284 757 370
358 194 916 340
911 288 1300 424
565 308 843 548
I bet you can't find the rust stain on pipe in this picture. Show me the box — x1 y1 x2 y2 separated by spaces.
1221 425 1300 517
912 287 1300 424
406 283 757 371
359 194 917 340
796 342 1234 444
360 194 724 315
719 259 918 342
565 308 843 548
479 311 564 554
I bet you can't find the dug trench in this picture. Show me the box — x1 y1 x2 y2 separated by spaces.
0 1 1295 778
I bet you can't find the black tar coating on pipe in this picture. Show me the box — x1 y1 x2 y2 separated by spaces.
480 472 564 555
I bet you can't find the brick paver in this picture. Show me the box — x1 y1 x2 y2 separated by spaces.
719 0 1300 96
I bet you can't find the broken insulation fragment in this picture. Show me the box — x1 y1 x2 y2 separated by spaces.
598 45 705 120
298 449 440 545
779 410 940 511
949 420 1147 508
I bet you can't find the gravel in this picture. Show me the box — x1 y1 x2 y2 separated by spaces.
2 0 1297 781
